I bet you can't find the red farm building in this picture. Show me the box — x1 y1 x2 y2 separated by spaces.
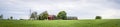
48 15 56 20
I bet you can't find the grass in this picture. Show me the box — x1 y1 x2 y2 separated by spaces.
0 19 120 27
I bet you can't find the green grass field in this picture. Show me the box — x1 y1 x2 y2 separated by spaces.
0 19 120 27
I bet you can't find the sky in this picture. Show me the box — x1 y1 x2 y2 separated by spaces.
0 0 120 19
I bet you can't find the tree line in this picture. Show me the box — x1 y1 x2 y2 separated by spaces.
29 11 102 20
0 11 102 20
0 14 13 20
30 11 67 20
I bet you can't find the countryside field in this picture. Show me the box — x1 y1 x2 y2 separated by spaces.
0 19 120 27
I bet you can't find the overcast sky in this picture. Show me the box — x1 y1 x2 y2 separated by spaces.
0 0 120 19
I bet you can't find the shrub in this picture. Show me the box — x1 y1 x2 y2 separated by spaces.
95 16 102 19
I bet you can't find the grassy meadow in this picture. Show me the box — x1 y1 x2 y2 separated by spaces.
0 19 120 27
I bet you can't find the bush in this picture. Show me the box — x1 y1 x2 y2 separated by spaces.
95 16 102 19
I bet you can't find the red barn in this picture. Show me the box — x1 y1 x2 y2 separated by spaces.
48 15 56 20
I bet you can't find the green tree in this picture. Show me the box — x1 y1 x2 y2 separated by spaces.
95 16 102 19
57 11 67 20
0 14 3 19
38 13 44 20
38 11 48 20
38 15 42 20
41 11 49 19
10 16 13 20
30 12 37 20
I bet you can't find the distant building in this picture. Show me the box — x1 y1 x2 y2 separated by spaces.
48 15 56 20
66 16 78 20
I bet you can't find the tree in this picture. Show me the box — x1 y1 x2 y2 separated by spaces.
10 16 13 20
30 12 37 20
38 11 49 20
95 16 102 19
0 14 3 19
41 11 49 20
57 11 67 20
38 13 44 20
